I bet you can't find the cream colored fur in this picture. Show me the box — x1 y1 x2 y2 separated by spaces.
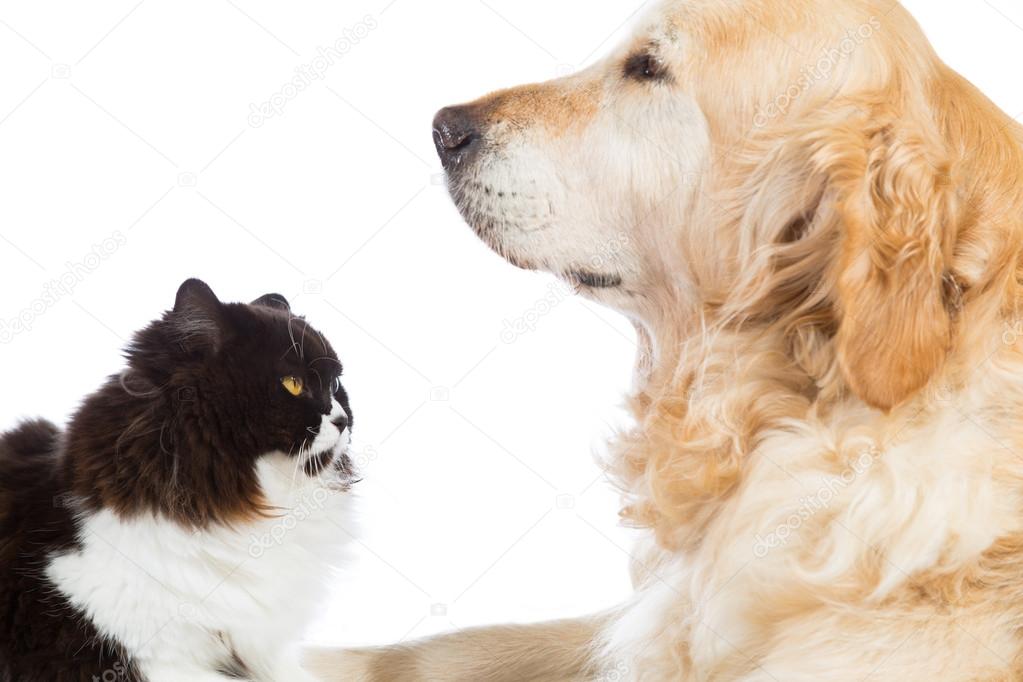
305 616 605 681
309 0 1023 679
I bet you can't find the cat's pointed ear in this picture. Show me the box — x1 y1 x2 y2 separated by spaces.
251 293 290 312
172 279 224 353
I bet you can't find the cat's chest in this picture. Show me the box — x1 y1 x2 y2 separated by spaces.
46 454 354 660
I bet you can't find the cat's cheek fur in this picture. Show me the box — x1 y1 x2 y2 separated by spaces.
45 453 354 680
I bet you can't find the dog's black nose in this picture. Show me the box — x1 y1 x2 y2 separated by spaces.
433 106 481 170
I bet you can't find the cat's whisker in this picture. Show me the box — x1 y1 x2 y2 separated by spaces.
308 356 342 369
317 452 330 481
117 370 163 398
285 315 301 360
286 314 305 361
291 440 308 491
299 316 309 361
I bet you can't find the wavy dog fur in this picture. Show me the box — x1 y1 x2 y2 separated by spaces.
310 1 1023 679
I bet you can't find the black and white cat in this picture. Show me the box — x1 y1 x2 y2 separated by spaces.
0 279 355 682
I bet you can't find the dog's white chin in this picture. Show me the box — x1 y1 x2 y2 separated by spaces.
451 184 640 298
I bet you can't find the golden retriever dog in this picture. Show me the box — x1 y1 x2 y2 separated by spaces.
308 0 1023 679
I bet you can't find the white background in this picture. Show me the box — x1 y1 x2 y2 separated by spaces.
1 0 1020 650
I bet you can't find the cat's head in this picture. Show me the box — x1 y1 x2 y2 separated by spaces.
70 279 354 526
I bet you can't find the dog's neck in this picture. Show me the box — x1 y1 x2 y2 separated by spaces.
616 287 1023 554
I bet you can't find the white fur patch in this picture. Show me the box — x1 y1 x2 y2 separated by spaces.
46 454 354 681
305 399 350 467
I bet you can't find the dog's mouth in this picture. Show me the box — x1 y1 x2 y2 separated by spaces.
566 270 623 289
446 172 626 292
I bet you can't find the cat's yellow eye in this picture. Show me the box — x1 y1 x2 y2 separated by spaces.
281 376 304 397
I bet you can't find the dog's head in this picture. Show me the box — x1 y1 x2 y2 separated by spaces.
433 3 711 308
434 0 1021 412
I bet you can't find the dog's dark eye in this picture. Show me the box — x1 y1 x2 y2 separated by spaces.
330 376 343 395
624 53 667 82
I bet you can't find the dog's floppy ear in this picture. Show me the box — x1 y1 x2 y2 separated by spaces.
819 102 958 411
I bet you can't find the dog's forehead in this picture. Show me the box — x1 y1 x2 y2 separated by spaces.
624 0 871 69
623 0 816 59
633 0 689 44
628 0 753 53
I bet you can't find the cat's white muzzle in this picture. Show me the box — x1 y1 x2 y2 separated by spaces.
305 400 350 464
